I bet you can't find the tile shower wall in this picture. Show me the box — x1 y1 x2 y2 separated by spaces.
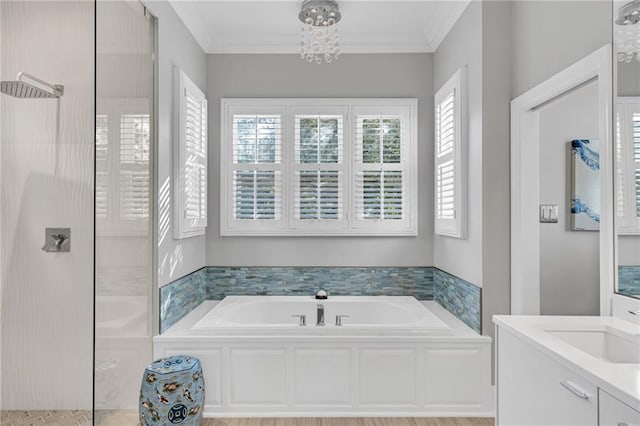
619 266 640 296
160 267 483 334
433 268 482 333
1 1 94 409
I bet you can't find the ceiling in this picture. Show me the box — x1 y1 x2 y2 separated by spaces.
168 0 472 54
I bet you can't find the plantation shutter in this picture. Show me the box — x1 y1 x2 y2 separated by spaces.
616 100 640 233
174 68 207 238
353 106 412 232
615 109 626 218
231 114 282 221
220 99 417 236
95 114 109 220
435 92 456 221
633 112 640 219
96 99 151 236
292 113 345 226
120 113 150 221
434 68 467 238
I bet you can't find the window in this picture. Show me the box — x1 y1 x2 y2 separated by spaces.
96 98 151 236
220 99 417 236
174 68 207 239
616 97 640 234
292 109 345 229
434 67 467 238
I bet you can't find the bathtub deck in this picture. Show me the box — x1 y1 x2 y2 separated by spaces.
160 300 485 340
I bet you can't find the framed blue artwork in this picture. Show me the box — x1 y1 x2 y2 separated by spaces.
571 139 600 231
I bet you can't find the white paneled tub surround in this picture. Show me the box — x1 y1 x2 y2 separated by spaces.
154 297 493 417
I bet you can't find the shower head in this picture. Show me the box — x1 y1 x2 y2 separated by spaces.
616 0 640 25
0 72 63 99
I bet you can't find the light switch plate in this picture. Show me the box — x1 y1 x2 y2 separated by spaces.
539 204 559 223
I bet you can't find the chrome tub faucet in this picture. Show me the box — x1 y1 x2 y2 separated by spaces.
316 303 325 326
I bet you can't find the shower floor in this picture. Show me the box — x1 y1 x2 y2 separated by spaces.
0 410 92 425
0 410 141 425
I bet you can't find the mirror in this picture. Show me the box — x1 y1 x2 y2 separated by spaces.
614 0 640 299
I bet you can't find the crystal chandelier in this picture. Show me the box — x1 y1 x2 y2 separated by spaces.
298 0 341 64
615 0 640 62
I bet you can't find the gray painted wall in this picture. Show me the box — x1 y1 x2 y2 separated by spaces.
510 0 611 315
146 1 207 288
511 0 612 98
539 82 600 316
205 53 434 267
432 1 483 287
618 61 640 96
432 1 513 378
481 0 512 353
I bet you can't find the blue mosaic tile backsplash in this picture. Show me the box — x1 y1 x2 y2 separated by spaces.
203 267 434 299
159 266 482 334
433 268 481 334
618 265 640 298
160 268 207 333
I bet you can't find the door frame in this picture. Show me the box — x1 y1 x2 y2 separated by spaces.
510 44 613 315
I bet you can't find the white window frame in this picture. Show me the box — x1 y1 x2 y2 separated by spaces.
220 98 418 236
616 97 640 234
174 67 208 239
434 67 467 239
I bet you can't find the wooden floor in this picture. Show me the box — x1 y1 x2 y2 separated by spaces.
204 418 495 426
1 411 494 426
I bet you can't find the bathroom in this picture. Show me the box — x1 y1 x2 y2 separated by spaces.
0 0 638 425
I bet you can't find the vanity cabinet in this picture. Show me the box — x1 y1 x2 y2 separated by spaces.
599 389 640 426
496 326 597 425
497 324 640 426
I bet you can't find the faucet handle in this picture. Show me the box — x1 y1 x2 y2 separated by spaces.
291 314 306 326
335 315 350 326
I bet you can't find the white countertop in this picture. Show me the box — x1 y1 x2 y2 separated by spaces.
494 315 640 410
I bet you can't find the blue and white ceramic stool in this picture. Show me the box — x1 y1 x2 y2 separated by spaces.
139 355 205 425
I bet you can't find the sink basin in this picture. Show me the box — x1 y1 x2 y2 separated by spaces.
548 329 640 364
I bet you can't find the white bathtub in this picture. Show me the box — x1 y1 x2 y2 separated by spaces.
192 296 450 335
155 297 493 417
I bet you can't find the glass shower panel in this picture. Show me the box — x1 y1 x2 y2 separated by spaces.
0 0 94 421
94 1 154 423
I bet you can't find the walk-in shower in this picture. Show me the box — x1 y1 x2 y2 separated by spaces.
1 1 155 424
0 72 64 99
